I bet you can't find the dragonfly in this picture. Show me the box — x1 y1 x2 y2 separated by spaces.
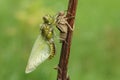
25 15 55 73
25 11 73 73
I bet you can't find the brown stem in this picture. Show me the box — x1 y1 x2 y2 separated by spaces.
57 0 78 80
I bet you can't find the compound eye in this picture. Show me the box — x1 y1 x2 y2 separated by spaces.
43 15 54 24
43 16 49 23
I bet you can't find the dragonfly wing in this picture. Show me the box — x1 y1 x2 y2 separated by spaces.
25 35 50 73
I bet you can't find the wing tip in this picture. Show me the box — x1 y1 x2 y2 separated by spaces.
25 65 36 74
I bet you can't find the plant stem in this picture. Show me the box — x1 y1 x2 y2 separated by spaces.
57 0 78 80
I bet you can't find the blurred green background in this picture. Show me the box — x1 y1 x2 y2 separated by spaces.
0 0 120 80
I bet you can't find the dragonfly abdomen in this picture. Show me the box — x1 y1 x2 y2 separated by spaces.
49 43 55 59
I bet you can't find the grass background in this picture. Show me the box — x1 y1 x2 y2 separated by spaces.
0 0 120 80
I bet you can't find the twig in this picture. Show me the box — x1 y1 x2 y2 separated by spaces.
56 0 78 80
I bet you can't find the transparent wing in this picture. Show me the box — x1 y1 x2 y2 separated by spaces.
25 34 50 73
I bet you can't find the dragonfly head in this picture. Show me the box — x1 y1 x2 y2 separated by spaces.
43 15 54 25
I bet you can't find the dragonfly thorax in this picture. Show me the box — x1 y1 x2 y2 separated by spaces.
41 24 53 41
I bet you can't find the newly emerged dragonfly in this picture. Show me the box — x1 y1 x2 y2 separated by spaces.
25 15 55 73
25 11 73 73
